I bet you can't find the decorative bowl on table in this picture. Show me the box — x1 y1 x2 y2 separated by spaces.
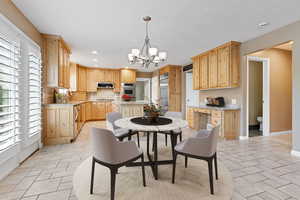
144 104 162 123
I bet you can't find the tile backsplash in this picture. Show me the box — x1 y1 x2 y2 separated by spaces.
88 89 119 100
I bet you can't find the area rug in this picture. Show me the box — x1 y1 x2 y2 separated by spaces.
73 145 233 200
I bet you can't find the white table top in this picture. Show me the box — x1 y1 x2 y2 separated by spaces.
115 117 188 132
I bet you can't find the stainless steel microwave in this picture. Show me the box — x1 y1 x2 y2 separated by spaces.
97 82 114 89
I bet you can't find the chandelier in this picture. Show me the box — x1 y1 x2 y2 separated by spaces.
128 16 167 68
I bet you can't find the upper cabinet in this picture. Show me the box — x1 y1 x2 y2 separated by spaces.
112 70 121 93
121 69 136 83
85 68 121 92
77 66 87 91
86 68 99 92
192 41 240 90
70 63 88 92
43 34 71 89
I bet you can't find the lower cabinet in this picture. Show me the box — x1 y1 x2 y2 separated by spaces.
44 106 74 145
90 101 113 120
44 101 114 145
187 107 240 140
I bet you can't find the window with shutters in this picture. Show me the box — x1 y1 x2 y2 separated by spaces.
28 52 41 137
0 35 20 151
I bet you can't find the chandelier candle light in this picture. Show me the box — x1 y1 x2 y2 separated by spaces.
128 16 167 68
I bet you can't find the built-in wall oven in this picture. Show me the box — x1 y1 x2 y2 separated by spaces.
121 83 136 98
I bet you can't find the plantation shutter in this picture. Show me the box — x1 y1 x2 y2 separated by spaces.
0 35 20 151
28 50 42 137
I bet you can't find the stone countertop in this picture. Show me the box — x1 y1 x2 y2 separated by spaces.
189 104 240 111
112 100 150 105
44 99 115 107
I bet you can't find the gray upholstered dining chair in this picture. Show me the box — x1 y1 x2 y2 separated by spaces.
163 111 183 145
90 127 146 200
106 112 140 147
172 126 220 195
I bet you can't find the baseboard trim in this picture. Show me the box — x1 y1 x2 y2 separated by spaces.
291 150 300 157
239 136 249 140
271 130 292 136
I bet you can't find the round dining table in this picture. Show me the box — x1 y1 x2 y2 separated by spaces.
115 116 188 180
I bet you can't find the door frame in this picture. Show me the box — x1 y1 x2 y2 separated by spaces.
246 56 270 137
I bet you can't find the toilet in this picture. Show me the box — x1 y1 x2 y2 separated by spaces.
257 116 263 131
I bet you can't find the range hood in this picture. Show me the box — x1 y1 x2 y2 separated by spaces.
97 82 114 89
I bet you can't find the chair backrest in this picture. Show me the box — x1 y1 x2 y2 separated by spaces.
106 112 122 130
165 111 183 119
207 125 220 156
91 127 118 164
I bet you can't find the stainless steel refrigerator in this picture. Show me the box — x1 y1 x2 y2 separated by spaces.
160 73 168 112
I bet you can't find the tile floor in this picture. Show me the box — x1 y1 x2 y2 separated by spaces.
0 121 299 200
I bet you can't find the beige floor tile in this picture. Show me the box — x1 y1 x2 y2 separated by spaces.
0 190 25 200
24 179 60 196
278 184 300 199
37 190 71 200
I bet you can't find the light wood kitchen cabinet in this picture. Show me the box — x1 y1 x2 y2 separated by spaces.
85 102 92 121
43 34 71 89
121 69 136 83
78 66 87 91
44 106 74 145
199 54 209 89
80 103 86 124
187 107 240 140
217 46 230 88
70 63 87 92
104 70 113 82
112 70 121 92
86 68 99 92
106 102 112 113
69 62 77 91
192 57 200 90
159 65 182 112
208 50 218 88
192 41 241 90
91 102 106 120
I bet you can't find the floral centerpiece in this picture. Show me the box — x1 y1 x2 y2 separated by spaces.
144 104 162 122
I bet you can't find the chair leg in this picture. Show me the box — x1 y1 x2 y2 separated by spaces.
137 132 140 147
110 168 117 200
141 154 146 187
208 159 214 195
90 158 95 194
165 134 168 146
179 132 182 142
152 133 155 152
185 156 188 168
214 153 218 180
172 152 178 184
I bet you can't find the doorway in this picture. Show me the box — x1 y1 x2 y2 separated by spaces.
185 71 199 107
247 56 270 137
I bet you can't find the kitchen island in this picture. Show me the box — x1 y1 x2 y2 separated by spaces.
112 100 149 117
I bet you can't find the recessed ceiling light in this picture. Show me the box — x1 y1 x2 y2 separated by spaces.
258 22 270 28
93 58 98 62
91 50 98 55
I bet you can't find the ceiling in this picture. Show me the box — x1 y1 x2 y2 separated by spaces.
12 0 300 71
